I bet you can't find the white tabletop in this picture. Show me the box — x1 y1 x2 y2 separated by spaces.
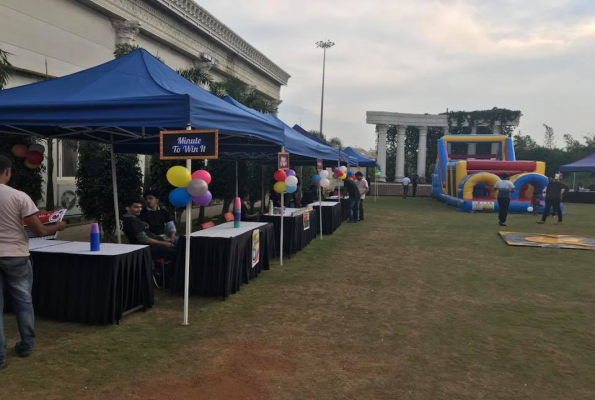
28 239 72 250
30 241 149 256
309 201 341 207
190 222 269 238
262 208 303 217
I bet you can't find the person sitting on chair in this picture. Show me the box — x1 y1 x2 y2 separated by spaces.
140 190 178 244
240 188 260 221
122 198 176 263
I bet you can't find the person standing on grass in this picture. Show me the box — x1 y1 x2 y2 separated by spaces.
494 173 515 227
355 172 369 221
411 173 419 198
537 176 570 225
343 176 361 223
402 175 411 199
0 155 67 370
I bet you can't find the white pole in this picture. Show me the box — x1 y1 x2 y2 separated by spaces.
280 146 285 266
573 172 576 191
375 169 378 202
235 160 239 199
261 164 265 213
110 134 121 244
318 184 323 240
183 125 192 326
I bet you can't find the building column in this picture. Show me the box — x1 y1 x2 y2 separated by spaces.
417 126 428 182
111 19 141 45
491 123 501 158
376 124 388 182
395 125 406 182
468 126 477 158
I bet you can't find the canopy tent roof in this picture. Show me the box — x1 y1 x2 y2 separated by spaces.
0 49 285 160
343 147 376 167
560 152 595 172
221 96 352 165
291 124 356 165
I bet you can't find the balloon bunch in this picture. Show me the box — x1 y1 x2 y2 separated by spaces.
375 169 382 176
311 170 331 188
11 143 45 169
167 166 213 207
273 169 299 193
331 166 356 180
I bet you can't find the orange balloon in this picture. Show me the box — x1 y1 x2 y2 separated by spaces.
24 161 40 169
11 144 28 158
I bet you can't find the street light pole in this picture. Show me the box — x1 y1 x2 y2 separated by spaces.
316 40 335 138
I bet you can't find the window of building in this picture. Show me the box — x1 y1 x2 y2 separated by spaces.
59 140 78 178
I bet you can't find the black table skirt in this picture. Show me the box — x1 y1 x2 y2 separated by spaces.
563 192 595 204
260 209 317 258
4 246 154 325
173 223 275 299
326 198 350 221
313 203 342 235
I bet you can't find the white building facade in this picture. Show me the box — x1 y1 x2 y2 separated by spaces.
0 0 290 212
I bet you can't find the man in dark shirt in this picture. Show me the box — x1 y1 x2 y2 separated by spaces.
140 190 177 242
122 198 176 262
411 173 419 198
537 177 570 224
344 177 361 223
240 188 260 221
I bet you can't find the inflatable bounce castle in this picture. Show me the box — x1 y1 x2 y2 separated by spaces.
431 135 551 213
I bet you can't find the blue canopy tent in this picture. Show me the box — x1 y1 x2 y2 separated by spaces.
343 147 376 167
0 49 293 325
560 152 595 190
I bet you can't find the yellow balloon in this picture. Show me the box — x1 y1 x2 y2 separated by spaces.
166 166 191 188
274 181 286 193
340 173 347 180
24 161 40 169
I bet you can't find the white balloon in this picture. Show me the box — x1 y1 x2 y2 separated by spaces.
187 179 208 197
339 166 347 173
319 178 330 188
319 170 329 179
29 143 45 154
527 206 534 212
285 175 298 187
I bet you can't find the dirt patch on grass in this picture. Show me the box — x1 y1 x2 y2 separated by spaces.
117 340 295 400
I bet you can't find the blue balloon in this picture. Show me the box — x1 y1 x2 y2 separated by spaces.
286 185 298 193
347 171 354 178
312 174 321 183
169 188 191 207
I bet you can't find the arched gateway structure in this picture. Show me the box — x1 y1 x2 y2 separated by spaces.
366 111 520 183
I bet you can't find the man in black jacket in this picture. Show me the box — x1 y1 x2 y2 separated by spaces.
537 177 570 225
344 178 361 223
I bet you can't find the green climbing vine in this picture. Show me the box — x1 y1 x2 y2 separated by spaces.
444 107 521 137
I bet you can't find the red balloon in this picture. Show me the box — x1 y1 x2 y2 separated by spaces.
336 170 344 178
26 150 44 165
11 144 29 158
191 169 211 185
273 169 287 182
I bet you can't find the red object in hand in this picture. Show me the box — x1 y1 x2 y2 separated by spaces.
274 169 287 182
26 150 44 165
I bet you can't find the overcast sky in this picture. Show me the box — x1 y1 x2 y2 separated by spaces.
198 0 595 150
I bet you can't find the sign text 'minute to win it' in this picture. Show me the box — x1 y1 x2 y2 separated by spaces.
160 129 219 160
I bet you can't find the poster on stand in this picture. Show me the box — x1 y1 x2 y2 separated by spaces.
303 212 310 231
252 229 260 267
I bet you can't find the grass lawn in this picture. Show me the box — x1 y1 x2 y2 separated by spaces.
1 198 595 399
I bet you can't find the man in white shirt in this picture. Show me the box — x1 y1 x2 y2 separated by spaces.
402 176 411 199
493 173 515 226
355 172 369 221
0 155 66 370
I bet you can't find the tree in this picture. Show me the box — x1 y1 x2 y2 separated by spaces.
76 142 143 241
327 137 343 149
513 133 538 151
309 130 325 142
563 134 582 152
113 44 141 59
210 76 277 114
177 66 212 87
0 48 13 90
543 124 556 149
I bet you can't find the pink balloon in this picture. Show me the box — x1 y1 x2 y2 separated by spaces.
191 169 212 185
192 191 212 206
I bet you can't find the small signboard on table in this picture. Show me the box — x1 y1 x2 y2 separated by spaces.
303 212 310 231
278 152 290 170
160 129 218 160
252 229 260 267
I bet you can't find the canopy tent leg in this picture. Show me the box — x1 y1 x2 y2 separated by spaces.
573 172 576 191
299 166 303 200
318 184 323 240
261 164 265 213
110 134 121 244
235 161 239 199
280 146 285 266
337 151 341 199
183 125 192 326
375 169 378 202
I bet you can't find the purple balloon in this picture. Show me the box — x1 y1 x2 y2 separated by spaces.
332 167 338 173
192 191 212 206
286 169 296 177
